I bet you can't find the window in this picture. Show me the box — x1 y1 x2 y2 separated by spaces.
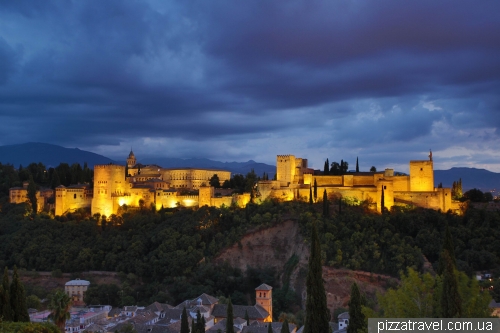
74 194 76 199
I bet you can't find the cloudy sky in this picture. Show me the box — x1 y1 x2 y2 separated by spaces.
1 0 499 172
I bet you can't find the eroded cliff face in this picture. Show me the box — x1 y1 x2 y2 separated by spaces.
215 219 397 316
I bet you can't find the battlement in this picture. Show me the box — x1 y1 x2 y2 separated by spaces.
94 164 125 170
277 155 293 159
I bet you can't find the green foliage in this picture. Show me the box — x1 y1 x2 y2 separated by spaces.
209 174 220 188
10 267 29 322
281 318 290 333
347 283 365 333
440 250 462 318
27 175 37 214
378 268 491 318
25 295 41 310
180 307 189 333
304 222 329 333
0 321 59 333
48 290 72 331
84 284 121 307
1 267 13 321
226 299 234 333
463 188 492 202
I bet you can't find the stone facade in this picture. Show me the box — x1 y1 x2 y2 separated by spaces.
258 154 460 213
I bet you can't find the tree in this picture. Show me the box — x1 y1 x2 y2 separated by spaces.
10 267 29 322
1 267 13 321
267 322 273 333
309 186 313 205
27 175 37 214
370 166 376 172
313 179 318 202
356 157 359 173
180 307 190 333
196 309 204 333
281 318 290 333
378 269 435 318
322 190 329 217
50 169 61 189
48 290 72 331
380 186 385 214
191 318 196 333
210 174 220 188
226 299 235 333
324 159 329 175
440 250 462 318
304 222 329 333
347 283 365 333
244 309 250 326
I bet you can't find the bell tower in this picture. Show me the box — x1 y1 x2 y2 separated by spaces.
127 150 136 168
255 283 273 322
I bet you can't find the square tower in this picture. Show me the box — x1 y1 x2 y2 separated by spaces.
255 283 273 322
409 160 434 191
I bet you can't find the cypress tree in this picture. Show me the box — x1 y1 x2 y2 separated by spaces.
340 159 344 175
438 224 456 275
347 283 365 333
440 250 462 318
313 179 318 202
267 322 273 333
27 175 37 214
10 266 29 322
191 318 196 333
1 267 13 321
180 307 189 333
281 318 290 333
226 299 235 333
324 159 329 175
356 157 359 173
323 189 329 217
309 186 313 205
381 186 385 214
196 309 204 333
244 310 249 326
304 222 329 333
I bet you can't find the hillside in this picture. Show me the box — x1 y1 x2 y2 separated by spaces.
216 219 397 312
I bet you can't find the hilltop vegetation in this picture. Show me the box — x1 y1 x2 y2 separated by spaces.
1 194 500 312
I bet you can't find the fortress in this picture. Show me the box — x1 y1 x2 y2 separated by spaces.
256 153 460 213
10 151 461 215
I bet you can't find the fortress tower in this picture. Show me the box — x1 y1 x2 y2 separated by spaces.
409 159 434 191
91 164 127 217
255 284 273 322
127 150 136 168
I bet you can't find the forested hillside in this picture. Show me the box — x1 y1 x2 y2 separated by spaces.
1 196 500 311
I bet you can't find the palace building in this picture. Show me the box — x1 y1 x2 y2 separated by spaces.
256 152 461 213
10 150 460 215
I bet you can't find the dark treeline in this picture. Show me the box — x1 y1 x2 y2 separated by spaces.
0 162 93 197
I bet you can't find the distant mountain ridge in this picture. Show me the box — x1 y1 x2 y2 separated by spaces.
1 143 498 193
0 142 275 177
434 167 500 193
0 142 115 168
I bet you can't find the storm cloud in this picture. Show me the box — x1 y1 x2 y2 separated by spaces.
0 0 499 172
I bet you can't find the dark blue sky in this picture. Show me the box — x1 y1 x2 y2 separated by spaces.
1 0 499 172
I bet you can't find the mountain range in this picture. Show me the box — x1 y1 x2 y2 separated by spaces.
0 143 498 193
